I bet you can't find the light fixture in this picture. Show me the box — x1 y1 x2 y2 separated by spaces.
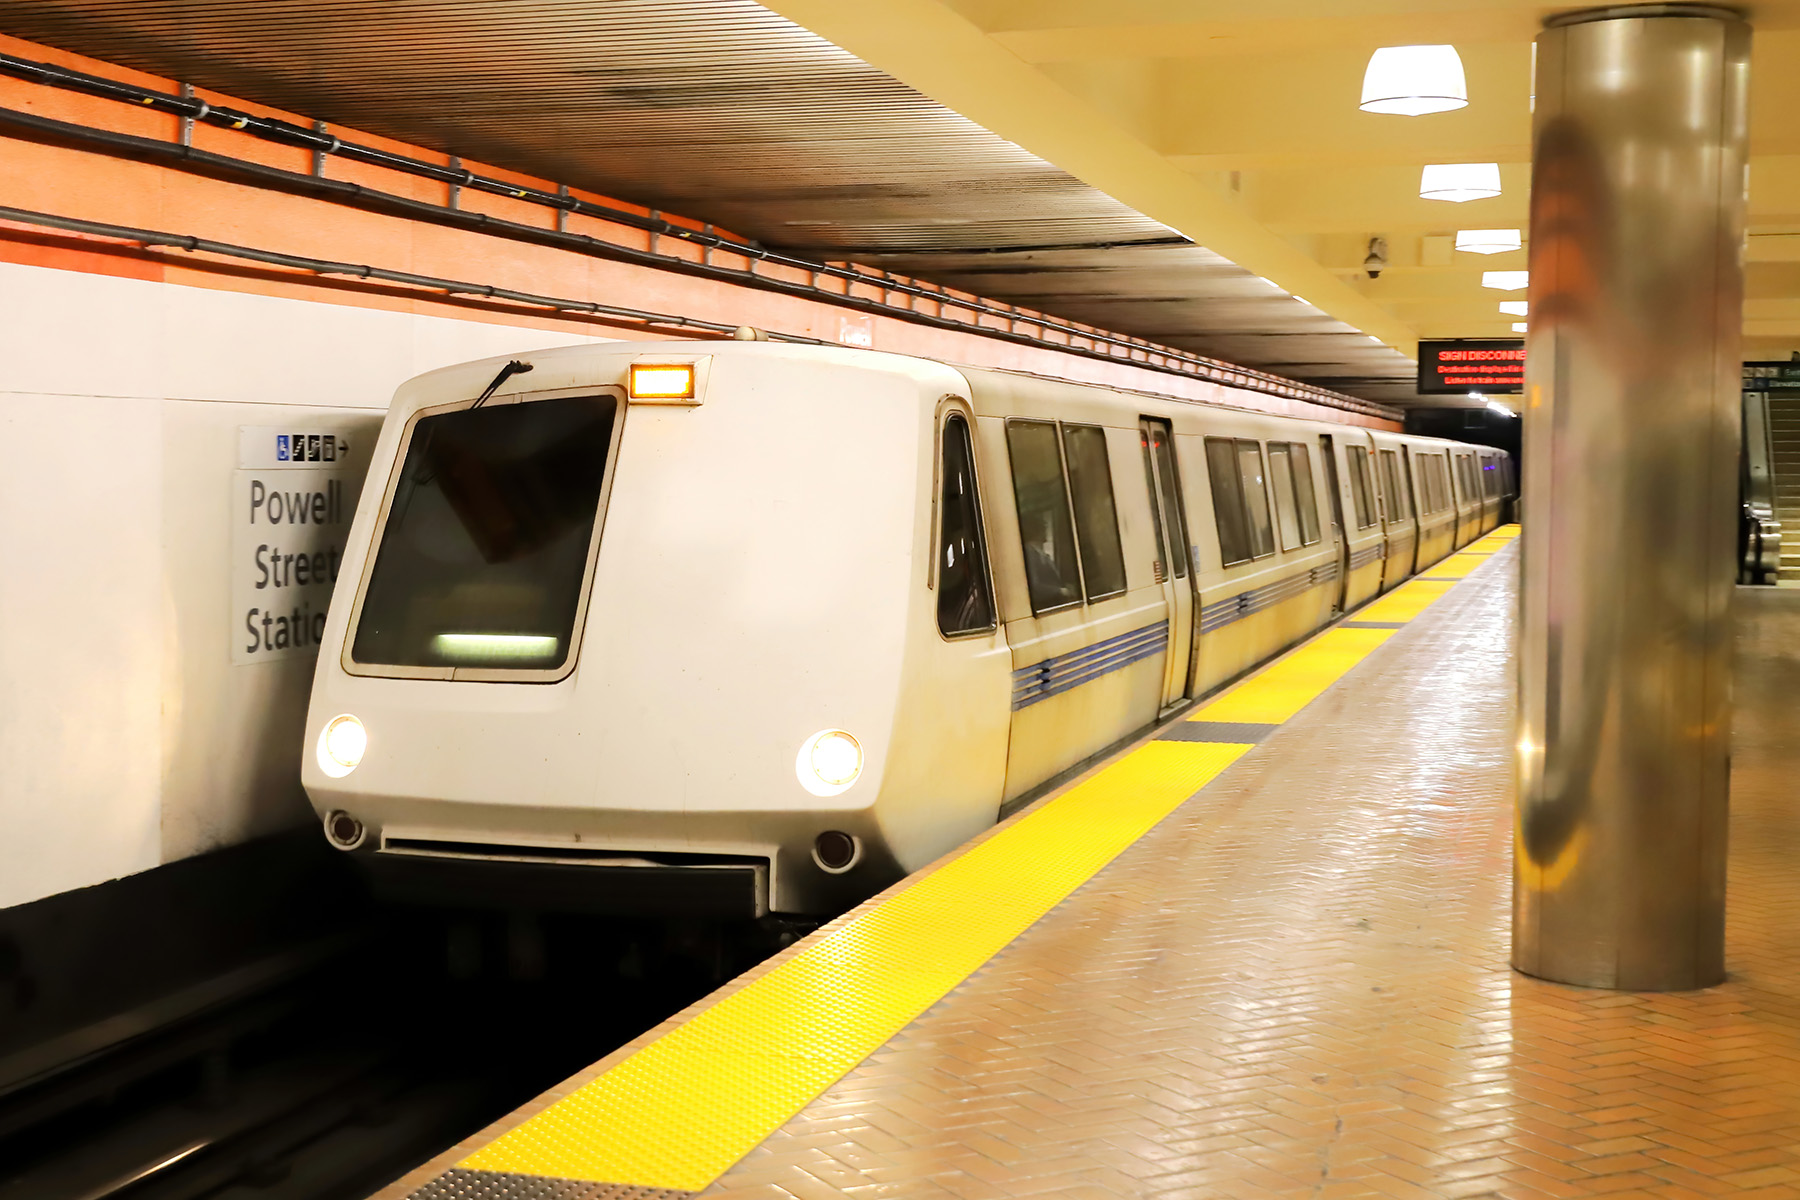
1512 322 1529 333
317 714 367 779
1420 163 1502 203
1360 45 1469 116
1500 300 1528 317
796 729 863 797
628 362 697 400
1456 228 1523 254
1486 400 1517 417
1482 270 1529 291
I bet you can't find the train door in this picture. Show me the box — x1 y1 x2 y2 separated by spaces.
1454 453 1478 546
1139 418 1193 710
1318 434 1350 613
1378 448 1416 589
1447 454 1466 546
1399 446 1423 574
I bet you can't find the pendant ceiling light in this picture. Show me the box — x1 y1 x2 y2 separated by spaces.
1421 163 1502 202
1481 270 1529 291
1360 45 1469 115
1456 228 1523 254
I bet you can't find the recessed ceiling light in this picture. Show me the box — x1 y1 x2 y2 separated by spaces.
1482 271 1529 291
1500 300 1528 317
1512 322 1528 333
1457 228 1523 254
1360 45 1469 116
1421 163 1502 202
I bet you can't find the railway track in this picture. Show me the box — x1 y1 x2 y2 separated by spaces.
0 911 785 1200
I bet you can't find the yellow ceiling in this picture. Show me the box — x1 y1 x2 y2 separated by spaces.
762 0 1800 359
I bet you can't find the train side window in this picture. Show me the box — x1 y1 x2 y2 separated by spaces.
1483 458 1499 498
1267 444 1304 552
1434 456 1451 512
1006 420 1084 613
1205 437 1252 567
937 413 996 637
1236 441 1276 558
1140 429 1169 579
1418 457 1437 514
1289 443 1321 545
1150 425 1190 577
1363 449 1382 527
1380 450 1409 523
1061 424 1128 602
1346 447 1377 529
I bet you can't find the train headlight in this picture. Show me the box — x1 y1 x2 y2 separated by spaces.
317 714 367 778
796 730 862 797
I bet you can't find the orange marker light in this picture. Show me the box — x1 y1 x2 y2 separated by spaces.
629 363 696 400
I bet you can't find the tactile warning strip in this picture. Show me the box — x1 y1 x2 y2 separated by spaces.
408 1169 694 1200
393 529 1517 1199
1159 720 1280 744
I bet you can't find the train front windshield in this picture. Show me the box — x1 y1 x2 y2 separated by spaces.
351 395 617 673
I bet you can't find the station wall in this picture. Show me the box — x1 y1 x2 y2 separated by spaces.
0 259 605 909
0 28 1400 915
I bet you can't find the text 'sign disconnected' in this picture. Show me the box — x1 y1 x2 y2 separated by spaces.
232 424 374 665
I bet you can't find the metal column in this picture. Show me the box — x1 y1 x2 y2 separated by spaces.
1515 4 1748 990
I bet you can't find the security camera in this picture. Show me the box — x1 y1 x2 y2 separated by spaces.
1363 235 1389 280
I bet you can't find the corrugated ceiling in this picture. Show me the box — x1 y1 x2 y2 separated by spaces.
0 0 1422 401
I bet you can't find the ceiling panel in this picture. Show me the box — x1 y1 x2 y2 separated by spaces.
0 0 1427 402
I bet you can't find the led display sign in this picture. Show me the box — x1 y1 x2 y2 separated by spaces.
1417 339 1526 395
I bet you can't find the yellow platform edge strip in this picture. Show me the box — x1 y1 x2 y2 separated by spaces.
456 526 1519 1192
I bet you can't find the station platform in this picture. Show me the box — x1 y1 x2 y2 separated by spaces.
384 526 1800 1200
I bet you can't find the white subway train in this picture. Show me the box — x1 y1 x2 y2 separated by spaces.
299 342 1512 917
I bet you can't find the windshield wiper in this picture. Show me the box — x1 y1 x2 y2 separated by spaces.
410 359 536 485
469 359 534 410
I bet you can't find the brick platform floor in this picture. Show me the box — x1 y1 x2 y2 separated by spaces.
701 556 1800 1200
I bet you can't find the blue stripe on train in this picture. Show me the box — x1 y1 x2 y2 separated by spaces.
1008 557 1342 711
1199 562 1338 636
1011 620 1168 711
